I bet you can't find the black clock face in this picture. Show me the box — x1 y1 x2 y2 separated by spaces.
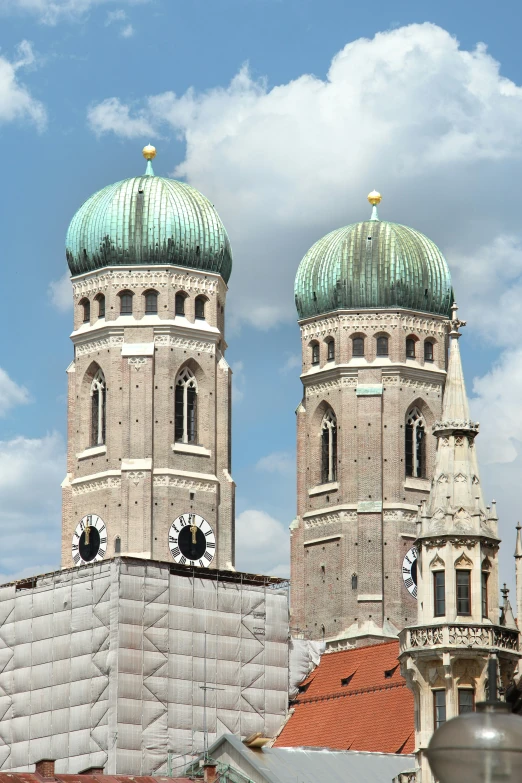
72 515 107 566
168 514 216 567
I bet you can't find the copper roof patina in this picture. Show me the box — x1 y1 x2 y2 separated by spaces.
295 203 453 319
66 149 232 281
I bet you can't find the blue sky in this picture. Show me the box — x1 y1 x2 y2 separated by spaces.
2 1 522 601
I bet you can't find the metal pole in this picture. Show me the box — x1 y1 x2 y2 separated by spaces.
488 656 498 702
203 630 207 761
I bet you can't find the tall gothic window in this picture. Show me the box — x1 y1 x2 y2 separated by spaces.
424 340 434 362
175 292 187 316
321 409 337 484
144 290 158 314
195 296 206 320
90 369 106 447
456 570 471 615
175 367 197 443
119 290 133 315
311 342 320 365
95 294 105 319
352 336 364 357
405 407 426 478
406 337 416 358
80 298 90 323
482 571 489 618
376 336 389 356
326 338 335 361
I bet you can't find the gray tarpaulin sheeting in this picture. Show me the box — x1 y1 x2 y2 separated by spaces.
0 559 289 776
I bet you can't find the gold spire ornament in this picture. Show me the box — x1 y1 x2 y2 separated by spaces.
367 190 382 206
142 144 157 161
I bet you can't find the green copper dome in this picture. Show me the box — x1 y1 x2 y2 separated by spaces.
295 205 452 319
66 152 232 281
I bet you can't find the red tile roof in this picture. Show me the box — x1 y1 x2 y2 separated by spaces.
275 640 414 754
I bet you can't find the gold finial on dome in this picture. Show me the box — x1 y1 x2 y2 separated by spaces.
367 190 382 206
142 144 157 161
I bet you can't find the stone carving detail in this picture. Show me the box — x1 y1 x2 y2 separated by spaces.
383 509 417 523
492 629 519 651
429 554 445 569
454 551 473 568
301 313 447 341
437 474 448 484
128 357 147 370
305 377 357 396
127 471 145 486
76 336 124 356
73 269 219 300
154 335 215 354
304 511 356 529
454 473 467 483
153 475 217 493
71 476 121 496
422 537 481 550
409 627 444 647
383 377 442 393
449 626 489 647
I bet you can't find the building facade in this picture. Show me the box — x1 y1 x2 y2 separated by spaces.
290 193 454 647
399 307 519 782
61 147 235 571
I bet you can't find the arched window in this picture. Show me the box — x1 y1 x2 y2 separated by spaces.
95 294 105 319
175 292 187 316
90 369 106 447
195 296 206 320
424 340 434 362
114 536 121 555
321 409 337 484
175 367 197 443
119 290 133 315
311 342 320 365
80 298 90 323
351 573 358 590
352 336 364 357
376 336 389 356
405 407 426 478
144 290 158 314
406 337 416 359
326 339 335 362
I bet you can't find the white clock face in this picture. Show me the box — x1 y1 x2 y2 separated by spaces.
168 513 216 567
402 546 418 599
72 514 107 566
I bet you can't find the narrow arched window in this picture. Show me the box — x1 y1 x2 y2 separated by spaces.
351 573 358 590
114 536 121 555
321 409 337 484
326 339 335 362
406 337 416 359
405 407 426 478
311 342 320 365
80 298 90 323
95 294 105 319
376 336 388 356
119 290 133 315
144 290 158 314
90 369 106 447
352 337 364 357
195 296 206 320
424 340 434 362
175 292 187 316
175 367 197 443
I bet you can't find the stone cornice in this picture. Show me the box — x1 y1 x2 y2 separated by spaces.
399 623 519 656
71 264 227 300
300 310 449 340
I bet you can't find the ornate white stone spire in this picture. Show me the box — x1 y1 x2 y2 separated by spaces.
515 523 522 631
419 303 495 540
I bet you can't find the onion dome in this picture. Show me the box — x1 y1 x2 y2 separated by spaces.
295 192 452 319
66 146 232 282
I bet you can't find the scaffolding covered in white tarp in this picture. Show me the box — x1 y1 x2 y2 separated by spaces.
0 558 289 775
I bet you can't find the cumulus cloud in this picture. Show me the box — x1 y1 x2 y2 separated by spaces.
0 432 65 582
235 509 289 576
0 40 46 129
48 270 73 311
88 97 154 138
256 451 295 475
0 368 30 416
105 8 134 37
2 0 142 25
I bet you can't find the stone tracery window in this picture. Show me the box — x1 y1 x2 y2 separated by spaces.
321 408 337 484
175 367 198 444
405 407 426 478
90 368 106 446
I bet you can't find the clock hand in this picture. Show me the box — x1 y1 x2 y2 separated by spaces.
190 524 197 545
85 525 90 546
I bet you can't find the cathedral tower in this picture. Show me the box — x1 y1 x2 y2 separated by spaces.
399 306 519 783
61 146 235 570
290 192 453 647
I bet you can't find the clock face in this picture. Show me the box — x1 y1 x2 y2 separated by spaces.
168 513 216 567
402 546 418 599
72 515 107 566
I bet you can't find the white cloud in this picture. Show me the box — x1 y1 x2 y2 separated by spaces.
235 509 289 576
120 22 133 37
105 8 134 37
256 450 295 475
88 97 154 138
0 41 46 129
279 354 301 374
48 270 72 311
0 432 65 582
2 0 143 25
0 368 30 416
